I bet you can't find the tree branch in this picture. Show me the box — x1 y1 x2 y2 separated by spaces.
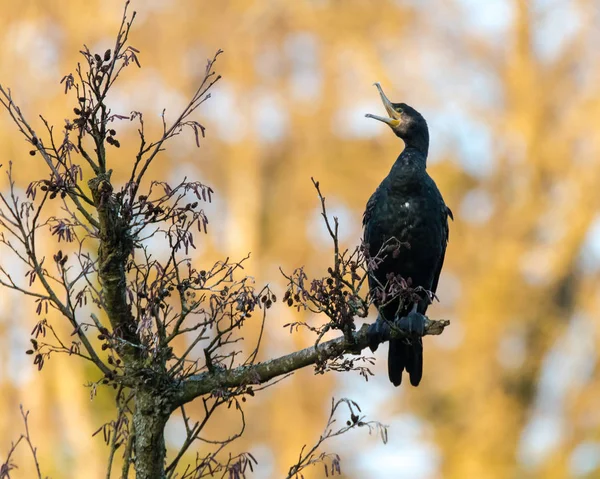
172 317 449 409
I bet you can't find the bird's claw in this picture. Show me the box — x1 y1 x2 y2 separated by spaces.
368 309 426 351
395 310 426 337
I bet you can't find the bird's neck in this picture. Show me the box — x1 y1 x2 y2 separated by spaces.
393 147 427 172
403 133 429 156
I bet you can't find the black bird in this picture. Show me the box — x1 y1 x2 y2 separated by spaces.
363 83 452 387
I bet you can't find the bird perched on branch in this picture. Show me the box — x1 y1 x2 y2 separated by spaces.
363 83 452 387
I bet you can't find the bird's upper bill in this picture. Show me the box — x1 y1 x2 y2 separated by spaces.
365 82 401 128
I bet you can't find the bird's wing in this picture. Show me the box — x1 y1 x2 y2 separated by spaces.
362 187 381 228
430 205 452 295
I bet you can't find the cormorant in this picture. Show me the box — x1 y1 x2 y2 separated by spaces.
363 83 452 387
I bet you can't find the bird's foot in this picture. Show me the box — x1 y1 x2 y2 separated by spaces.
395 310 426 337
367 317 390 352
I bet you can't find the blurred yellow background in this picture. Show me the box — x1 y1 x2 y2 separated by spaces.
1 0 600 478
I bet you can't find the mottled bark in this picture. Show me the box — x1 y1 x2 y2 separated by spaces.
88 172 139 360
89 172 162 477
132 390 170 479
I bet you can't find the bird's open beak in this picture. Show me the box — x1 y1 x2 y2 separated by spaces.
365 82 400 127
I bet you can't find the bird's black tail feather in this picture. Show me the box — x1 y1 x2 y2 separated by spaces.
388 338 423 387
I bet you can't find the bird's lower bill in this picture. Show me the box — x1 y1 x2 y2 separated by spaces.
365 113 400 128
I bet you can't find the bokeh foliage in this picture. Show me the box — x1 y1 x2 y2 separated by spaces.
1 1 599 478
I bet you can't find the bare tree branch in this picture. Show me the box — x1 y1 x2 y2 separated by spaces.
0 406 43 479
172 318 449 409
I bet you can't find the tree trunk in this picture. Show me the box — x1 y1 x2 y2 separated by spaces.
133 390 169 479
89 173 169 477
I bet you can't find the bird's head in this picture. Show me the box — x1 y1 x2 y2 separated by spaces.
365 83 428 152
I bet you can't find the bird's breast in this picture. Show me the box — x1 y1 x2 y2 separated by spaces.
364 180 445 285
